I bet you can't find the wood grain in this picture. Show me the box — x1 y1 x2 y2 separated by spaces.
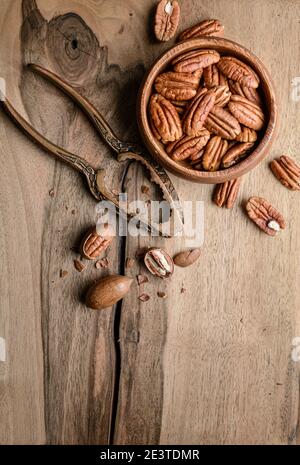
0 0 300 446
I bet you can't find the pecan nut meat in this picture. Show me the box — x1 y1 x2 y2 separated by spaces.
217 57 260 88
154 0 181 42
214 177 242 209
236 126 257 143
203 64 228 87
149 94 183 143
210 85 231 107
182 88 216 136
168 132 210 161
228 79 262 105
172 49 220 73
221 142 254 168
228 95 264 131
246 197 286 236
178 19 224 41
202 135 228 171
204 106 241 140
155 71 200 101
270 155 300 191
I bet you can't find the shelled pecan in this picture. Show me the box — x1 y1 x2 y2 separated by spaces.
182 88 216 136
168 132 210 161
203 64 228 87
172 49 220 73
178 19 224 41
270 155 300 190
149 94 183 143
246 197 286 236
236 126 257 143
202 136 228 171
228 80 262 105
228 95 264 131
154 0 181 42
214 178 242 208
204 106 241 140
155 71 200 101
217 57 260 88
221 142 254 168
210 85 231 107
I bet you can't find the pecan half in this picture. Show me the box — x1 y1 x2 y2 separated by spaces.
210 85 231 107
204 106 241 140
202 136 228 171
203 64 228 87
270 155 300 191
228 95 264 131
169 132 210 161
171 100 189 114
154 0 181 42
217 57 260 88
246 197 286 236
178 19 224 41
172 49 220 73
182 88 216 136
189 148 205 164
155 71 200 101
221 142 254 168
214 177 242 208
236 126 257 143
149 94 183 143
228 80 262 105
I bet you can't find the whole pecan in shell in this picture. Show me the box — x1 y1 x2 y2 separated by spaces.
172 49 220 73
178 19 224 41
204 106 241 140
236 126 257 143
228 94 264 131
221 142 254 168
155 71 200 101
228 79 262 105
210 85 231 107
149 94 183 143
270 155 300 191
214 177 242 209
154 0 181 42
246 197 286 236
182 88 216 136
217 57 260 88
202 136 228 171
203 64 228 87
169 132 210 161
173 248 201 267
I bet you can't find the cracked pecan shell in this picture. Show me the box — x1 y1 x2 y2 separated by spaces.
228 79 262 105
154 0 181 42
182 88 216 136
210 85 231 107
214 177 242 208
155 71 200 101
168 132 210 161
149 94 183 143
203 64 228 87
178 19 224 41
204 106 241 140
246 197 286 236
217 57 260 88
172 49 220 73
202 136 228 171
270 155 300 191
221 142 254 168
236 126 257 143
228 95 265 131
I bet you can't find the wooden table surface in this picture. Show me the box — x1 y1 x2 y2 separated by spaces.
0 0 300 445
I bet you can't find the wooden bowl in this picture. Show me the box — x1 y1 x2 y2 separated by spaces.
137 37 277 184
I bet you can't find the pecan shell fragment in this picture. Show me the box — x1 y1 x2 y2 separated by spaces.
149 94 183 143
214 177 242 209
246 197 285 236
178 19 224 41
217 57 260 88
270 155 300 190
154 0 181 42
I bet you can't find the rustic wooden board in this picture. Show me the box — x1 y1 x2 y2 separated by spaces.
0 0 300 445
